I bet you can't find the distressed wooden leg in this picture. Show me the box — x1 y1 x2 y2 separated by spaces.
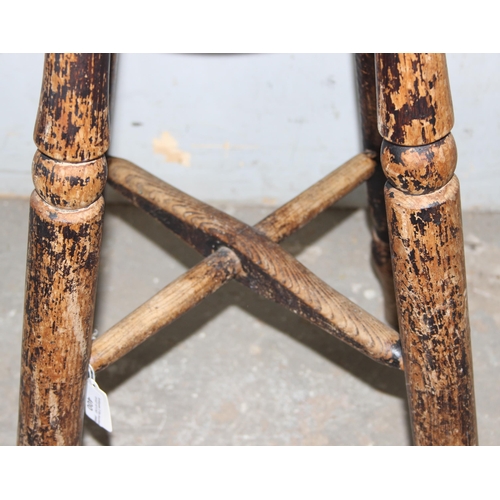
376 53 477 445
18 54 110 445
355 53 398 328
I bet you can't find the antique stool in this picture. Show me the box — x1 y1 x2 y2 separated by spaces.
17 53 477 445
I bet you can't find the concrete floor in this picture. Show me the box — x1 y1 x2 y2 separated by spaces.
1 195 499 446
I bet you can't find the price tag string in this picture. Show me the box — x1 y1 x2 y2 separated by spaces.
85 363 113 432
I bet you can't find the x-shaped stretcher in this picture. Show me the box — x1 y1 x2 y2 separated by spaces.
90 153 402 373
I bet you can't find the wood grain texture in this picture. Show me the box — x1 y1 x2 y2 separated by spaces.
356 53 398 328
18 194 105 445
90 247 242 372
106 156 402 369
376 53 454 146
90 154 379 372
34 53 110 162
19 52 109 446
385 177 477 445
378 53 477 445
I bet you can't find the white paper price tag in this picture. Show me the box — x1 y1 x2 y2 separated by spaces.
85 365 113 432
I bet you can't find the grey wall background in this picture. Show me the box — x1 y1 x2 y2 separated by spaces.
1 53 499 210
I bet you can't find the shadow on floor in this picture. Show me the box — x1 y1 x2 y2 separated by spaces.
87 200 412 445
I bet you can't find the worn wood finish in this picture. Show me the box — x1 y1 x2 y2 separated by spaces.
34 53 110 162
107 154 375 259
378 53 477 445
255 152 375 242
91 154 376 371
32 151 107 209
90 247 241 372
381 134 457 195
19 52 478 446
356 53 398 328
385 178 477 445
106 156 402 369
18 195 104 445
18 53 109 446
376 53 454 146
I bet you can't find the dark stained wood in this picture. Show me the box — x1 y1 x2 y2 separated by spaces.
356 53 382 154
370 230 398 330
381 134 457 195
106 156 403 369
90 247 242 372
376 53 454 146
34 53 110 162
23 52 479 447
18 194 105 445
18 53 110 446
378 53 477 445
90 153 384 372
32 151 107 209
385 177 477 445
356 53 398 328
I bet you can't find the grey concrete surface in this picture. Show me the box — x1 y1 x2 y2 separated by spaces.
0 196 498 445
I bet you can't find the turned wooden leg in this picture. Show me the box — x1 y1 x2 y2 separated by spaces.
376 53 477 445
18 54 110 445
355 53 398 329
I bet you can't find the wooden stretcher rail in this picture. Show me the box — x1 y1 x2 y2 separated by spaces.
90 247 241 371
91 154 403 371
91 154 376 371
255 152 376 242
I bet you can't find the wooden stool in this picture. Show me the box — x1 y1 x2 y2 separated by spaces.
17 53 477 445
